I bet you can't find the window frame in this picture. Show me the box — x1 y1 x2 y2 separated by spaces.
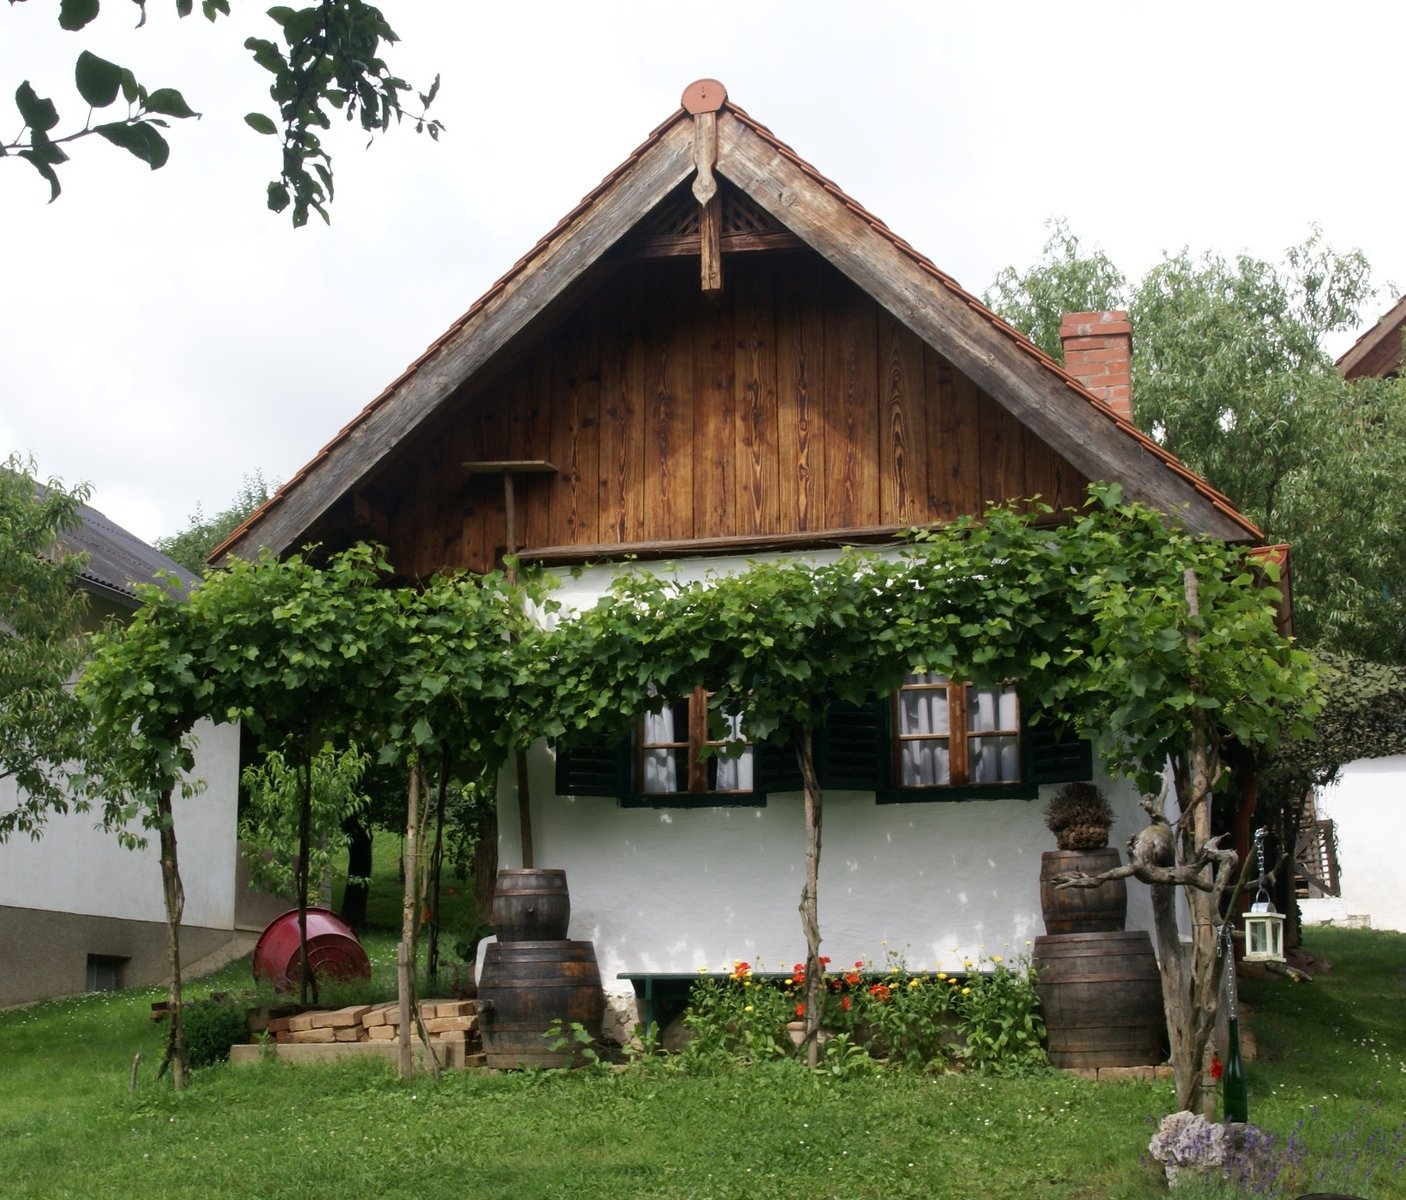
634 685 757 801
889 673 1024 794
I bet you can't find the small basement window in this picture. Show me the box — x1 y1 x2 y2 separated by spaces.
86 954 127 993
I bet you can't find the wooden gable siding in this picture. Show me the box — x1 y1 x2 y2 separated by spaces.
348 252 1087 577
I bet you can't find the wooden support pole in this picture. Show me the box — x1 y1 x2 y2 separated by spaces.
463 460 557 870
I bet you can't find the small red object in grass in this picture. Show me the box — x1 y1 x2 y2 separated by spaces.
1210 1053 1224 1081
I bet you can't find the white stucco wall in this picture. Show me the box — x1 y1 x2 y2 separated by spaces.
1300 754 1406 932
0 717 242 930
500 753 1151 1000
501 552 1155 1006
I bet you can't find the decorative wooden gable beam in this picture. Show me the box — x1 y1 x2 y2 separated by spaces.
710 110 1250 542
683 78 726 296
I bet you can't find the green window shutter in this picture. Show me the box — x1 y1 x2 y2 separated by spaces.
819 698 885 791
1023 702 1094 785
554 736 631 800
755 734 804 796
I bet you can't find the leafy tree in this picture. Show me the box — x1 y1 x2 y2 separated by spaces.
81 543 540 1081
154 471 274 574
0 454 94 841
985 220 1396 661
5 0 443 225
238 740 370 898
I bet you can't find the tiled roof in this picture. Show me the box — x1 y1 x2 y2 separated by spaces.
35 483 196 604
1336 294 1406 381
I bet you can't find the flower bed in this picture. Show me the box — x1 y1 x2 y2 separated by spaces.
675 951 1047 1074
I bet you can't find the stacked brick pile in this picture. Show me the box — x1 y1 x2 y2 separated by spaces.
254 999 483 1067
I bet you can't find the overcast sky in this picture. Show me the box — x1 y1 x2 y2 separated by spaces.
3 0 1401 546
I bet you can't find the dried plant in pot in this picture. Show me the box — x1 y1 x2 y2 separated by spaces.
1039 782 1127 934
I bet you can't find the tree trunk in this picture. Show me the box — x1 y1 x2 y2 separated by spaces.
794 725 824 1068
398 761 421 1079
339 813 373 932
427 756 449 980
156 785 188 1091
1160 571 1232 1114
296 746 316 1006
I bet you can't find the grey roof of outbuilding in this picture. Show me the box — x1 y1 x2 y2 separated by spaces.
35 483 197 606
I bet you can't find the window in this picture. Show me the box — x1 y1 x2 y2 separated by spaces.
893 673 1021 789
86 954 126 993
556 680 1089 806
639 687 754 796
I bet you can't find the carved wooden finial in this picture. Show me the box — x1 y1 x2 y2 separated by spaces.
682 80 726 296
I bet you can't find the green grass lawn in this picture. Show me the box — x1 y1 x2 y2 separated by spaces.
2 921 1401 1200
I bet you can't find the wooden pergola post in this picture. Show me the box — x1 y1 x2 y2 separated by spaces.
465 460 557 869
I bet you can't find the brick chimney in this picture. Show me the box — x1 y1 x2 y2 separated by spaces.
1059 311 1133 422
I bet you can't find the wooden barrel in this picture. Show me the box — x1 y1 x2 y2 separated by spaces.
492 869 571 942
477 940 605 1068
1034 931 1166 1068
1040 849 1127 934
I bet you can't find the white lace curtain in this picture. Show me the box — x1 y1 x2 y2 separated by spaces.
898 674 1019 786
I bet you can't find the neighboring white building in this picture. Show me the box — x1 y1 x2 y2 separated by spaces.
1300 755 1406 932
1298 303 1406 934
0 496 250 1007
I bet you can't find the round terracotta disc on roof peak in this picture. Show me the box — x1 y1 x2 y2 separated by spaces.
682 79 727 114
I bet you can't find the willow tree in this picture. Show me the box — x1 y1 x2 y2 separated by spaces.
540 486 1313 1091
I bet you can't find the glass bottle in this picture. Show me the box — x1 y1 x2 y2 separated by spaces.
1222 1019 1248 1123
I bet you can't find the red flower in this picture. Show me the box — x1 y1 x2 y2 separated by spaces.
868 982 893 1003
819 955 831 966
854 959 865 969
844 972 862 986
841 995 852 1011
795 1003 806 1018
1210 1053 1224 1081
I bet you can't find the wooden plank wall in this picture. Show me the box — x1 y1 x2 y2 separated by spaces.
374 253 1087 576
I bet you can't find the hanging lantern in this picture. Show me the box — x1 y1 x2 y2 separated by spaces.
1242 828 1286 964
1243 898 1285 963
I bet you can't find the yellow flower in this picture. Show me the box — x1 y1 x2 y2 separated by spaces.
961 986 971 995
937 971 947 980
745 969 754 979
908 978 921 989
992 955 1003 964
742 980 751 988
743 1005 754 1013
